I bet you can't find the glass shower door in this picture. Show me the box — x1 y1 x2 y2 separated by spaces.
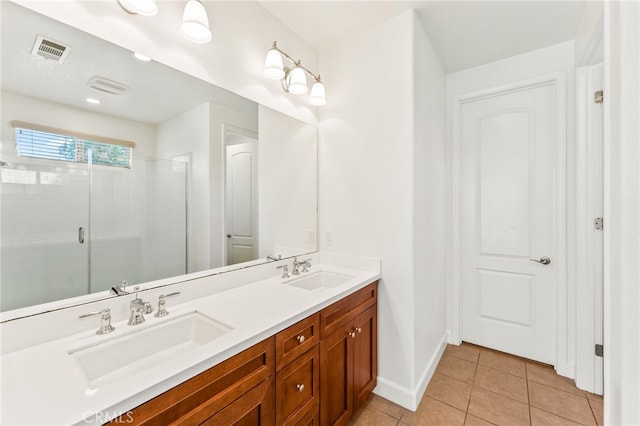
0 160 90 311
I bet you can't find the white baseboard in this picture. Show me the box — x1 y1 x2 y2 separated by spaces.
373 333 448 411
556 361 576 380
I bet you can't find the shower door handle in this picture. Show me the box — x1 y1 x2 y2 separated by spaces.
78 227 85 244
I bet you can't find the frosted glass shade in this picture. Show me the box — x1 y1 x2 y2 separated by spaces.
264 49 285 80
118 0 158 16
309 81 326 106
181 0 212 44
287 66 307 95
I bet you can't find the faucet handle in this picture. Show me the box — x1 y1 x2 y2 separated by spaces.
79 308 115 335
277 264 290 279
300 259 312 273
155 292 181 317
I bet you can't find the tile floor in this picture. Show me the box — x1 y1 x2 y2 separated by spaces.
349 342 603 426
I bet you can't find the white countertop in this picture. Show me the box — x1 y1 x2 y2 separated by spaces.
0 263 380 425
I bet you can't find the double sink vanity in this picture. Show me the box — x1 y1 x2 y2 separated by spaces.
0 254 380 425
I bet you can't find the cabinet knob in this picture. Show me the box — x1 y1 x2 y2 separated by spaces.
296 335 305 344
356 327 362 334
348 331 356 338
296 383 305 392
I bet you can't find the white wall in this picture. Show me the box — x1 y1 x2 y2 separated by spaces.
318 10 447 409
0 90 157 158
412 14 448 402
603 2 640 424
156 102 210 273
447 41 577 378
258 106 317 258
12 0 319 126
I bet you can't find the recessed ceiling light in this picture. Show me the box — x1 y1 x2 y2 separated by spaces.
86 98 100 105
134 52 151 62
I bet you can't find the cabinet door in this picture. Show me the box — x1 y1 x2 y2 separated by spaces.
201 377 275 426
276 347 319 425
320 323 353 426
353 305 377 412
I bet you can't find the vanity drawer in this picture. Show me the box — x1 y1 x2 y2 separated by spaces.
320 281 378 338
276 313 320 371
276 346 320 426
113 337 274 425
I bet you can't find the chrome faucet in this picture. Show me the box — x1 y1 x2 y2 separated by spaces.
291 257 312 275
128 287 152 325
110 280 129 296
292 257 304 275
79 308 115 335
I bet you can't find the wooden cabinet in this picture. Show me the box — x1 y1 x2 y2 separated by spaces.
201 377 275 425
276 314 320 425
108 281 376 426
320 282 378 426
110 338 275 425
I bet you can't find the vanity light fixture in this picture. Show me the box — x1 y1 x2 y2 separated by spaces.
117 0 158 16
116 0 211 44
181 0 212 44
264 41 326 106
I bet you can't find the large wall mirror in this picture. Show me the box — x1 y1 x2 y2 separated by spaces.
0 2 317 314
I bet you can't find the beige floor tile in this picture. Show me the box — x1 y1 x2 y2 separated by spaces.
587 392 604 403
368 394 406 419
464 413 495 425
349 406 399 426
526 362 586 396
400 396 465 426
528 381 596 425
477 350 526 378
436 354 477 383
473 365 528 404
467 387 529 426
446 343 481 363
531 407 584 425
588 398 604 426
425 372 473 411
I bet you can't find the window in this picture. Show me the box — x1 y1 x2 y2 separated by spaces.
15 127 132 168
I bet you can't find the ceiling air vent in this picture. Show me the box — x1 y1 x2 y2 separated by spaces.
87 77 129 95
31 35 71 63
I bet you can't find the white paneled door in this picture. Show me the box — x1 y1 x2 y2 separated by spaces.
461 83 557 364
225 141 258 265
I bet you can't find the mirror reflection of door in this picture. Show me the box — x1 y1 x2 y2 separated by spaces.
224 127 259 265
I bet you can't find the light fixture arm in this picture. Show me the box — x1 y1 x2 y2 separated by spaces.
270 41 322 83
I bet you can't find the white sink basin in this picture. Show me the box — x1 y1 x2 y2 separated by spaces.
68 311 231 389
284 271 353 291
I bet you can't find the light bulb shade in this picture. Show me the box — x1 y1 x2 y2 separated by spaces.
181 0 212 44
287 66 308 95
264 49 285 80
309 81 326 106
118 0 158 16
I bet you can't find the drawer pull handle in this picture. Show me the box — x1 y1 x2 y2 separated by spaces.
348 331 356 338
296 384 305 392
356 327 362 334
296 335 305 344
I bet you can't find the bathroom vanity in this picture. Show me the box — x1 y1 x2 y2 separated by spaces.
110 282 377 425
0 255 380 425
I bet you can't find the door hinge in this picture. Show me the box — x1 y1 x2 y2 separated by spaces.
595 344 604 357
594 217 603 230
594 90 604 104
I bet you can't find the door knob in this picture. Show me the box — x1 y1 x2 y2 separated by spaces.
226 234 231 238
529 257 551 265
